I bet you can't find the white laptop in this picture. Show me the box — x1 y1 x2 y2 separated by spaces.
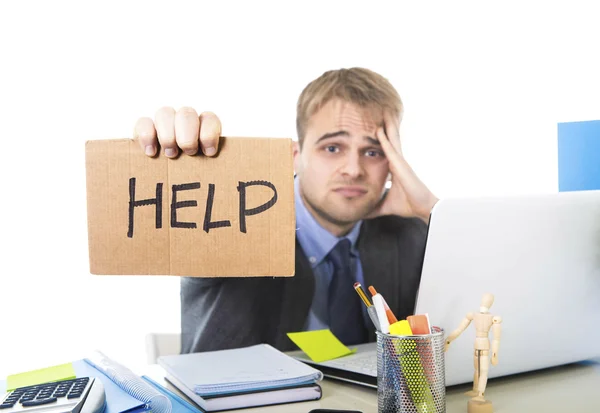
416 189 600 385
289 190 600 387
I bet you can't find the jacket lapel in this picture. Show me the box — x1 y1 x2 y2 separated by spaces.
273 239 315 350
358 219 400 340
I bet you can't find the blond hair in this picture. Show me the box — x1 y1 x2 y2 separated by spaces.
296 67 403 146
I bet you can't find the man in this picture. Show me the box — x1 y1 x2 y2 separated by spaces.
133 68 438 353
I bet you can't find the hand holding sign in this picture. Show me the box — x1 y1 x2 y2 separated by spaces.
133 106 222 158
85 107 295 277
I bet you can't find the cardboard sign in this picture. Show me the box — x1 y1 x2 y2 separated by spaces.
85 137 295 277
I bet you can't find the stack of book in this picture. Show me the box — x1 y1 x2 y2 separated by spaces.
157 344 323 412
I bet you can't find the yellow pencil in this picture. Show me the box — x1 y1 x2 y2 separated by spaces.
353 282 372 307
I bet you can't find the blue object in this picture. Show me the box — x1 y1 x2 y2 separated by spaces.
0 363 145 413
72 360 147 413
558 120 600 191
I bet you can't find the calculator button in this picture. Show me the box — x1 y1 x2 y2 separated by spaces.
22 397 57 407
67 394 81 399
0 403 15 409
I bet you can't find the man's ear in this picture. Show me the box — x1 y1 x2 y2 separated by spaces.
292 140 301 172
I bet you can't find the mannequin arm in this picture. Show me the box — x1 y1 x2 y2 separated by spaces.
444 312 473 352
491 316 502 365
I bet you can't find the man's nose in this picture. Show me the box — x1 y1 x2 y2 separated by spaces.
339 151 364 178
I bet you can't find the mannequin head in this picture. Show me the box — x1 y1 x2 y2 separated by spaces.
480 293 495 313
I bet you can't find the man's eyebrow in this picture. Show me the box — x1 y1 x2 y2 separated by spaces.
315 131 381 146
315 130 349 144
365 137 381 146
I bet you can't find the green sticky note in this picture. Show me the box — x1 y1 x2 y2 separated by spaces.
6 363 76 391
287 329 357 363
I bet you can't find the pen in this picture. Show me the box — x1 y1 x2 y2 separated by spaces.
353 282 381 332
368 286 398 324
367 307 382 332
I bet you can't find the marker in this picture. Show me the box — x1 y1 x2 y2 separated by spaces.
373 294 390 333
368 286 398 324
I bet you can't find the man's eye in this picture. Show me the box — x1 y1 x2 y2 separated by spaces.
326 145 339 153
366 150 382 157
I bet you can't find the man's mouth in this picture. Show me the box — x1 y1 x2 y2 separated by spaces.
333 186 368 197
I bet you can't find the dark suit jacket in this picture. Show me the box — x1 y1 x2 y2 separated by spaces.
180 215 428 353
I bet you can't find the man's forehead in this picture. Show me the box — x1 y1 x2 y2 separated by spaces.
315 99 383 131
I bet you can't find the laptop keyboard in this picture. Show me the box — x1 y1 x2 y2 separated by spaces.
324 350 377 376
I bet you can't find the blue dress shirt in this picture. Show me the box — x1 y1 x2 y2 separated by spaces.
294 178 370 331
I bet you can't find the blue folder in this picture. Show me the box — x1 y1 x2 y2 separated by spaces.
0 361 148 413
141 376 203 413
1 361 196 413
73 360 148 413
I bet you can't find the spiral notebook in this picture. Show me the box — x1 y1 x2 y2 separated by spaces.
83 351 172 413
141 376 203 413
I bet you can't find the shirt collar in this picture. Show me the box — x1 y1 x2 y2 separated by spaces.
295 177 362 268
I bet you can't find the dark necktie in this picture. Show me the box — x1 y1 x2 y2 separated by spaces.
327 238 367 345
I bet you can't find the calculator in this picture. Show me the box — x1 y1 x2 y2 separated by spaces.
0 377 105 413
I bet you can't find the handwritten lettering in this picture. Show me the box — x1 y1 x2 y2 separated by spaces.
171 183 201 229
127 178 277 237
128 178 163 238
237 180 278 233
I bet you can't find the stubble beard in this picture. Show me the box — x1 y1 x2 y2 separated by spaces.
302 188 375 229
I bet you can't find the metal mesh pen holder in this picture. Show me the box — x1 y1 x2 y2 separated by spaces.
376 327 446 413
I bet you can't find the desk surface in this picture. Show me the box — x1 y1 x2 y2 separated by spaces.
148 358 600 413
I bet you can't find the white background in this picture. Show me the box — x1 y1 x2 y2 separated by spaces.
1 0 599 378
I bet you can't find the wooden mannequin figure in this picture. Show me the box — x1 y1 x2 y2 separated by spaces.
444 293 502 413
